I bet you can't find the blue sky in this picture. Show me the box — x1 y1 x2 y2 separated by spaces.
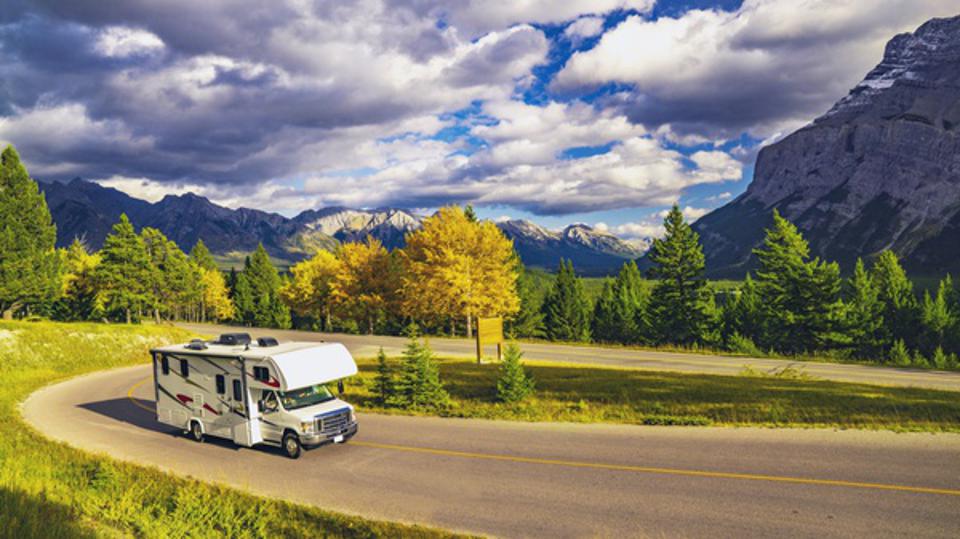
0 0 954 240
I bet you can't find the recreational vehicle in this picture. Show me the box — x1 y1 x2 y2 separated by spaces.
150 333 359 459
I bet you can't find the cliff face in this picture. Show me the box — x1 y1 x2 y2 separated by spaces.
695 16 960 276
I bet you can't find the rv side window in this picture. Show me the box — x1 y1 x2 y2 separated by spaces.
253 366 269 382
215 374 225 395
179 359 189 378
232 379 243 402
161 356 169 375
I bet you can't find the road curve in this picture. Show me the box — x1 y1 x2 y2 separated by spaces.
178 323 960 392
22 364 960 538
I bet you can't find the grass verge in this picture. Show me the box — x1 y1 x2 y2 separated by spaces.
0 320 462 539
347 356 960 432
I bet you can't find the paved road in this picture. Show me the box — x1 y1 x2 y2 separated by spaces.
23 364 960 538
179 323 960 391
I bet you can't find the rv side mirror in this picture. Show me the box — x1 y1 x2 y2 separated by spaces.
257 400 264 412
337 380 345 395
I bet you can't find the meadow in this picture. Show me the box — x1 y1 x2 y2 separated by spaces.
348 355 960 432
0 320 459 539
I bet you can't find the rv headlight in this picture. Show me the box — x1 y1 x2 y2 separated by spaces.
301 421 314 433
349 408 357 423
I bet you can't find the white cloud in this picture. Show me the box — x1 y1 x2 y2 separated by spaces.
565 16 606 40
555 0 960 137
95 26 164 57
446 0 654 37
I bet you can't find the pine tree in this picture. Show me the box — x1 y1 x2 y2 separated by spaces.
541 259 591 342
871 251 920 350
932 346 949 370
0 145 61 318
507 265 545 339
244 244 290 328
96 214 154 323
53 239 102 321
845 259 884 359
464 204 479 223
232 270 255 325
647 205 711 346
189 239 218 272
888 338 911 367
752 210 842 354
922 276 955 353
620 261 650 343
496 343 535 404
373 347 396 406
394 325 450 410
591 278 620 343
723 274 762 344
142 227 196 322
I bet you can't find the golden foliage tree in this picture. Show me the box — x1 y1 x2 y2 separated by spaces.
199 266 236 322
280 249 342 330
401 206 520 337
330 239 401 334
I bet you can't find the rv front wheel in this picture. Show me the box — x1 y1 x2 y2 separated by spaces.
189 421 204 443
282 432 302 459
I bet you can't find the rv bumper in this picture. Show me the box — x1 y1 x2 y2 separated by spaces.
301 421 358 447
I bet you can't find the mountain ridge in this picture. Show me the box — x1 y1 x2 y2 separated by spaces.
693 15 960 277
38 178 647 274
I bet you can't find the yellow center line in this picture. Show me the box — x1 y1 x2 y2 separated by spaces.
351 443 960 498
126 378 960 497
127 377 154 413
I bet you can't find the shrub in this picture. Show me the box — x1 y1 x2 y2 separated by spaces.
394 324 450 411
888 339 911 367
496 343 535 404
726 332 762 356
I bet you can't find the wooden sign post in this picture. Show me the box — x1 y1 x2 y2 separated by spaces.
476 317 504 364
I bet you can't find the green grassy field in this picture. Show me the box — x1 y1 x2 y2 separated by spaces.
0 321 460 539
347 355 960 432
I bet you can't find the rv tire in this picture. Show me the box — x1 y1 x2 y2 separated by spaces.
283 431 302 459
189 420 204 443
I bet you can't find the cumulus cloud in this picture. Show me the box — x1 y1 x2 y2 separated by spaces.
94 26 164 57
554 0 960 137
5 0 929 219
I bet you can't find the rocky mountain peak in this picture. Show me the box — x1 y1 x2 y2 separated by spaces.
694 15 960 276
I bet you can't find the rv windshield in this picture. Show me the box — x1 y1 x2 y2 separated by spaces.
278 384 335 410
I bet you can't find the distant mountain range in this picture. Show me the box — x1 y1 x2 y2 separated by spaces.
38 178 647 274
694 15 960 277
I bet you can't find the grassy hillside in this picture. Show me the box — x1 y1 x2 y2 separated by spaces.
0 321 459 539
348 355 960 432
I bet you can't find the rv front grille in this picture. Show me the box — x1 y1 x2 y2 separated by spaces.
316 408 351 434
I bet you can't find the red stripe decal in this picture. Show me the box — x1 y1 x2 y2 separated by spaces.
176 394 194 404
203 403 221 416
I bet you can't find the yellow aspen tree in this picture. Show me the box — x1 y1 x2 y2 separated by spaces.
198 266 236 321
330 238 401 334
401 206 520 337
279 249 342 330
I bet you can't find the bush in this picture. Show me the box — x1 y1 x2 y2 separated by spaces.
496 343 535 404
726 332 762 356
932 346 949 370
888 339 911 367
394 324 450 411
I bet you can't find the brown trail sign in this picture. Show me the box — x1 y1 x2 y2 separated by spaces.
476 317 504 364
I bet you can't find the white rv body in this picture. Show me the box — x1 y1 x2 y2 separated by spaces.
150 334 359 457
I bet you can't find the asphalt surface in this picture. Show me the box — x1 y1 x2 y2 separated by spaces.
178 323 960 391
22 364 960 538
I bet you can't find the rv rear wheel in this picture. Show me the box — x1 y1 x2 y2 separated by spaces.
189 421 204 443
282 432 302 459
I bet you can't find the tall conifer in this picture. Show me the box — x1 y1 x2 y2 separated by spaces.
541 259 591 342
0 145 61 318
647 205 710 345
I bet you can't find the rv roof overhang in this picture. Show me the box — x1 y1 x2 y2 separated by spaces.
151 341 359 391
